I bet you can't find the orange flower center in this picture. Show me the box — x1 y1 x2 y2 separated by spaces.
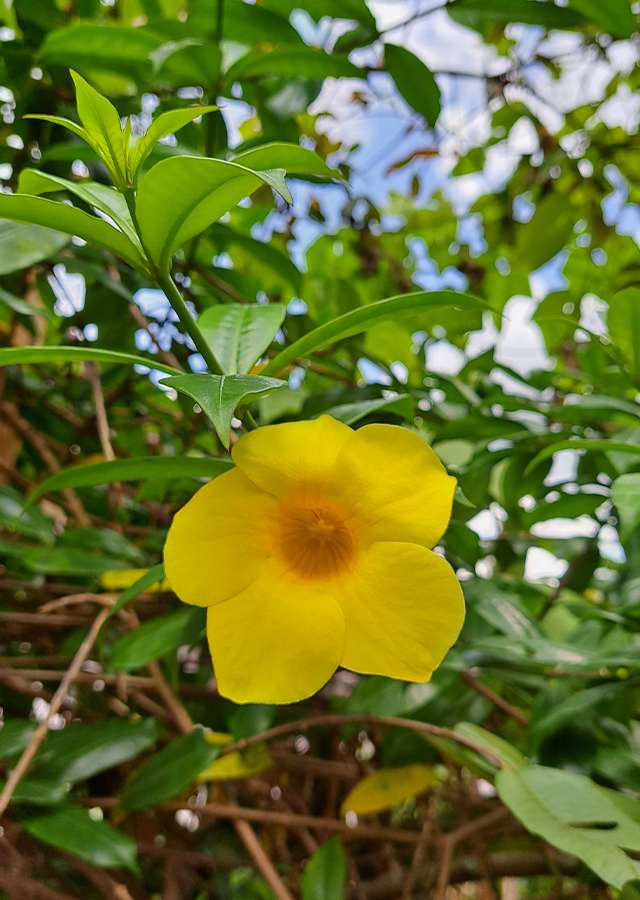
276 497 355 579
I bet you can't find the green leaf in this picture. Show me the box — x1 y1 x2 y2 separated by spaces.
109 608 194 671
128 106 219 182
0 345 182 377
0 219 69 276
39 23 160 79
227 45 363 82
496 765 640 888
453 723 528 769
0 194 148 275
19 547 129 577
525 440 640 474
23 456 233 511
385 44 441 126
233 142 341 179
18 169 141 250
608 288 640 384
0 286 51 318
119 729 220 810
23 113 90 144
566 0 634 36
313 395 412 426
515 192 576 271
0 720 37 760
163 373 286 448
32 718 161 784
198 304 286 374
136 156 292 268
104 563 166 626
70 71 127 189
612 474 640 543
261 290 486 376
8 779 68 806
301 836 347 900
20 807 140 874
448 0 586 30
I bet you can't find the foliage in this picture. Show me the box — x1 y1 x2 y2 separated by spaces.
0 0 639 897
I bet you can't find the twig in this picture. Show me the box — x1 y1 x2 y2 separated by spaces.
85 362 116 462
0 606 110 819
162 801 431 843
222 714 505 769
233 819 295 900
39 592 116 613
434 808 510 900
401 817 432 900
461 671 528 727
0 400 90 526
148 659 194 735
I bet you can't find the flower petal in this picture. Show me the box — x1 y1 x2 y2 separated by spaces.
337 542 464 681
232 415 352 497
207 572 345 704
335 424 456 548
164 468 277 607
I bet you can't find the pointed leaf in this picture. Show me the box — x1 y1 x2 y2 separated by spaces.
234 142 342 179
341 765 437 816
301 837 347 900
0 346 180 375
0 194 147 274
227 45 362 81
198 304 286 374
129 105 219 181
447 0 586 29
525 440 640 474
109 608 195 671
261 290 486 376
566 0 634 37
18 169 141 249
608 287 640 384
0 219 69 275
23 456 233 511
162 373 285 448
70 71 127 189
23 113 91 143
119 730 220 810
32 719 162 784
612 474 640 543
136 156 291 267
0 286 52 317
20 807 140 874
385 44 441 126
497 765 640 889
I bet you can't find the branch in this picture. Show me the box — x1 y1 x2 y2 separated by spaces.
0 605 110 819
222 713 505 768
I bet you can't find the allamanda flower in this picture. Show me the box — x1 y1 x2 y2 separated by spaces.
164 416 465 704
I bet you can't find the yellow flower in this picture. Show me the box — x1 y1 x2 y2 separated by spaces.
164 417 464 704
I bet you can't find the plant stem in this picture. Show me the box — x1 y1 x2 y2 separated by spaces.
157 270 223 375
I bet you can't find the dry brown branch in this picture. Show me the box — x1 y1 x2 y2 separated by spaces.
0 400 90 526
223 713 505 768
461 670 529 726
39 592 116 613
161 800 429 843
232 819 296 900
364 849 580 899
434 807 511 900
0 605 110 819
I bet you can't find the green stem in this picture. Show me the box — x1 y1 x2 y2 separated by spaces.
157 270 223 376
121 189 222 376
